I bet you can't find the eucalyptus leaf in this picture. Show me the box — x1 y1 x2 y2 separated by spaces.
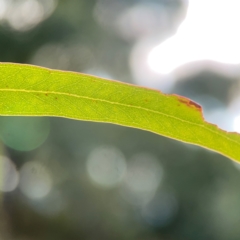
0 63 239 161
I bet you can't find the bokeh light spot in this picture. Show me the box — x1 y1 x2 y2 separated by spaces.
121 153 163 206
0 0 58 31
86 146 126 189
116 3 166 41
130 39 175 91
0 156 19 192
0 117 50 151
19 161 52 200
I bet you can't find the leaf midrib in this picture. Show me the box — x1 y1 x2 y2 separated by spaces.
0 88 238 147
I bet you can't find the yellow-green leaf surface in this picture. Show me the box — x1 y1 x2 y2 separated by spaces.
0 63 239 162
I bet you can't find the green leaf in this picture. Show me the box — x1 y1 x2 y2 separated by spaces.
0 63 239 161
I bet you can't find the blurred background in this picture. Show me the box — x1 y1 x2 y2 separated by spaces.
1 0 240 239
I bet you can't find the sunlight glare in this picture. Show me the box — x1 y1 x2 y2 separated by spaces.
233 115 240 133
148 0 240 74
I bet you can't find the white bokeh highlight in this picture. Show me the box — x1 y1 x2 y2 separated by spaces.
0 156 19 192
233 116 240 133
148 0 240 74
121 153 163 206
19 161 52 200
86 146 127 189
0 0 58 31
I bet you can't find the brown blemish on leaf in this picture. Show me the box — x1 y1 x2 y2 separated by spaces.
173 94 202 111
